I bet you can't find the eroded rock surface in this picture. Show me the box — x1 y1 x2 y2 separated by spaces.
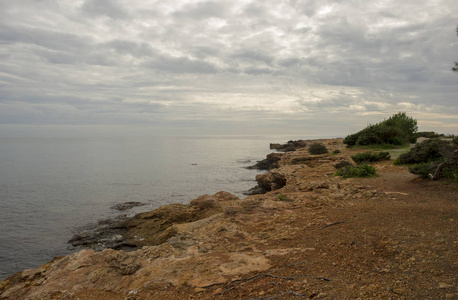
246 152 283 170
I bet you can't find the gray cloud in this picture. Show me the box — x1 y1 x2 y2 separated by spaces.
81 0 128 19
173 1 227 19
0 0 457 136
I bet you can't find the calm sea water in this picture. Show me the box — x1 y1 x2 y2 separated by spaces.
0 135 301 280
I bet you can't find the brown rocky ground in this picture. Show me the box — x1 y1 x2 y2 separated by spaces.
1 139 456 300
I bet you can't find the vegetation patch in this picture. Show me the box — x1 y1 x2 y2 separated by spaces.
396 138 450 164
344 112 417 147
308 143 328 155
334 161 352 169
351 151 391 163
276 195 293 202
335 165 377 178
396 137 458 180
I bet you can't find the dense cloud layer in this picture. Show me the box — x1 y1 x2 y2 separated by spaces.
0 0 457 136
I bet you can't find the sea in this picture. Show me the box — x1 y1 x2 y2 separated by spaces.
0 135 314 280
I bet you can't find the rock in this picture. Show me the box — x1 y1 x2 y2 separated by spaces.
299 180 330 191
269 169 288 190
249 170 288 194
69 192 238 251
256 173 273 192
104 251 141 275
246 153 283 170
111 201 146 211
68 214 130 250
243 185 268 195
439 282 454 289
169 236 196 250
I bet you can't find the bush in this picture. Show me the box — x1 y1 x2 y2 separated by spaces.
398 137 458 180
441 164 458 181
333 149 341 154
415 131 441 139
344 112 417 147
397 138 450 164
408 162 438 178
335 165 377 178
308 143 328 155
334 161 352 169
351 151 391 163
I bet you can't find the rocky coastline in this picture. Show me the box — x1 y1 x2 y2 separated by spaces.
1 138 457 300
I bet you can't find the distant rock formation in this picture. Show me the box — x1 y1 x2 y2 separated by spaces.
246 153 283 170
270 140 307 152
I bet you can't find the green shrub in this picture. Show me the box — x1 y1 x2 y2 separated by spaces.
308 143 328 155
333 149 341 154
397 138 450 164
397 137 458 180
441 164 458 181
408 162 438 178
335 165 377 178
351 151 391 163
344 112 417 147
276 195 293 201
415 131 441 138
334 161 352 169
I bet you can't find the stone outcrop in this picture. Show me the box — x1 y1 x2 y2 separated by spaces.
246 152 283 170
69 192 238 251
111 202 146 211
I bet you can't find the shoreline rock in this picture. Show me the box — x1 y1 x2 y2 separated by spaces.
246 152 283 170
111 201 146 211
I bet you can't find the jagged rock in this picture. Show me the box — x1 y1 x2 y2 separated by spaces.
246 153 283 170
111 201 146 211
256 173 273 192
249 170 288 194
69 192 238 251
243 185 268 195
68 215 130 250
270 169 288 190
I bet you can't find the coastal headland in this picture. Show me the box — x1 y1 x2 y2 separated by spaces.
1 138 456 299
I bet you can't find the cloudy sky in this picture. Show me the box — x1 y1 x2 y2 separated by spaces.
0 0 457 137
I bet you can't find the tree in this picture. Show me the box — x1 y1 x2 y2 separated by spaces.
343 112 417 147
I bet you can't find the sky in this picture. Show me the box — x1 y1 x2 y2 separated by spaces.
0 0 457 137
